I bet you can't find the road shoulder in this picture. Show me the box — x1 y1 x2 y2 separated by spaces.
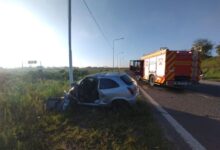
139 87 206 150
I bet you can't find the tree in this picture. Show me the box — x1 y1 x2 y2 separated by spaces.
192 39 213 59
216 44 220 56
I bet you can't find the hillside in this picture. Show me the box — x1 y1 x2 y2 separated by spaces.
201 56 220 81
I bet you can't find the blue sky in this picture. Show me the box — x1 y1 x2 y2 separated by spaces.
0 0 220 68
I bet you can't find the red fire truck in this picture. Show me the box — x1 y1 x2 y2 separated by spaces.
130 48 201 86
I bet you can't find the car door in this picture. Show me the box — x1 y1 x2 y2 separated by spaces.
78 77 99 103
98 78 120 104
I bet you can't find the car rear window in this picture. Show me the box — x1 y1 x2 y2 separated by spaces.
99 78 119 89
120 75 133 85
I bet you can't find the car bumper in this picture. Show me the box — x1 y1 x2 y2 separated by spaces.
127 93 138 105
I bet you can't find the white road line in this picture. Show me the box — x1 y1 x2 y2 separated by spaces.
139 87 206 150
196 94 210 99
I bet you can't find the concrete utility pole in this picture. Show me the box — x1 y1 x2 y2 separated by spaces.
68 0 73 85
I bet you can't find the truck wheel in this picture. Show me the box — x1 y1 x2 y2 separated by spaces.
149 75 155 86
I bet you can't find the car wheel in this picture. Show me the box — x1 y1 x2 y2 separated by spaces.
149 75 155 86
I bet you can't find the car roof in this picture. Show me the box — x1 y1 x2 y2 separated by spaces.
87 72 127 78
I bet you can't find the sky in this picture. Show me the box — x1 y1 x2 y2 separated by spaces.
0 0 220 68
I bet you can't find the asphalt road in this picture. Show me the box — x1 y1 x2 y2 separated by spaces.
138 80 220 150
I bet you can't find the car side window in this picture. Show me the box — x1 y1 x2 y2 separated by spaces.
99 78 119 89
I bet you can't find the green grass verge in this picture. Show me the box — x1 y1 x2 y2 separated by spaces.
36 98 171 150
201 57 220 81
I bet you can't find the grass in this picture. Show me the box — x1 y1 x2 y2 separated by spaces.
0 67 170 150
201 56 220 81
38 98 170 150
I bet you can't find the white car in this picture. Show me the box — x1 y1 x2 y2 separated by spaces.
68 72 139 107
46 72 139 111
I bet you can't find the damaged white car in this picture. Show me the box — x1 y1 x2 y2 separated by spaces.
46 72 139 111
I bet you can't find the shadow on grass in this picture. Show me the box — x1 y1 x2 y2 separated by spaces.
39 100 171 150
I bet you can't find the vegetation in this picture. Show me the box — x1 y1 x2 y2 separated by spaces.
201 57 220 80
0 68 170 150
190 38 220 80
192 39 213 59
216 44 220 56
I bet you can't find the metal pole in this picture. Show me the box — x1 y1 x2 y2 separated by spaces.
117 52 124 72
117 53 118 69
68 0 73 85
117 53 119 72
113 41 115 70
112 37 124 71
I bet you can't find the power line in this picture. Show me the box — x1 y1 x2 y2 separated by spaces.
81 0 111 49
